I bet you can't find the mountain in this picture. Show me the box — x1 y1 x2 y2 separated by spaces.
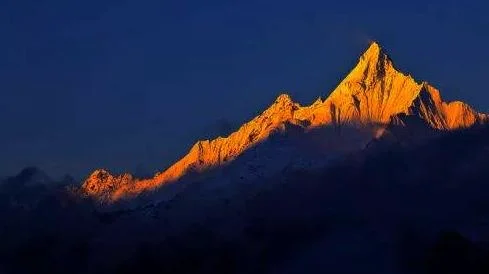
4 127 489 274
81 42 488 203
0 167 77 209
71 124 489 274
296 43 487 129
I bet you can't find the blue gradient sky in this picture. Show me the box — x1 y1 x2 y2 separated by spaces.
1 0 488 178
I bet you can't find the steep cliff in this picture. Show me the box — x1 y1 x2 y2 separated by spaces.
81 42 487 202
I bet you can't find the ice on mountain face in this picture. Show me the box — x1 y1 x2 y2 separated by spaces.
80 42 488 203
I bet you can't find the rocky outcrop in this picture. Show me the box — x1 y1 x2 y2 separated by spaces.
407 83 487 129
295 42 422 126
82 95 304 201
81 42 488 202
295 43 487 129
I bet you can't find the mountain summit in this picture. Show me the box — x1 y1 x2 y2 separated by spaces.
81 42 488 202
295 42 486 128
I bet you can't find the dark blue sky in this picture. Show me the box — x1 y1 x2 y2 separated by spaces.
1 0 488 178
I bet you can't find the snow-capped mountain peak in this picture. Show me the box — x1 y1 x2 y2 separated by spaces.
81 42 488 203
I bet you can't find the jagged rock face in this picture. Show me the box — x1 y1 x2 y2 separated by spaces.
81 42 488 202
409 84 487 129
82 95 302 201
82 170 134 201
295 43 422 126
295 43 487 129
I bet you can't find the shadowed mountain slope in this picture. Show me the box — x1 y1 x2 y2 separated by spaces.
81 42 488 202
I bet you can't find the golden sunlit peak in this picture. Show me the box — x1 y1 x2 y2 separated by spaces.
274 93 294 104
275 93 294 105
368 41 381 49
358 41 392 67
90 169 110 178
80 42 488 203
312 97 323 105
361 41 382 57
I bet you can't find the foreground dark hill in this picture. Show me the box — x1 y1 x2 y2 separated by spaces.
2 125 489 274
